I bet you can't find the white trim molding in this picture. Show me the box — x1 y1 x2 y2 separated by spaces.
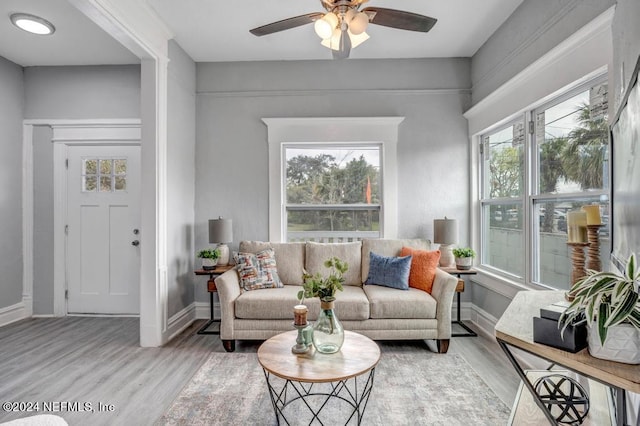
0 302 28 328
263 117 404 242
22 124 34 318
167 302 197 342
464 6 614 136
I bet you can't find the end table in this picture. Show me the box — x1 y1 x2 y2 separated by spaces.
194 264 234 335
439 266 478 337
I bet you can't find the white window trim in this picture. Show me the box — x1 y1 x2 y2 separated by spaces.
464 6 614 295
263 117 404 242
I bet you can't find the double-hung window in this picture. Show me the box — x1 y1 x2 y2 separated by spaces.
479 75 609 290
284 145 381 242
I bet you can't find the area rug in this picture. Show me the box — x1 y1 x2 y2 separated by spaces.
158 352 510 425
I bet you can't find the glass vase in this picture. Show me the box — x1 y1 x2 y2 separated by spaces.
312 301 344 354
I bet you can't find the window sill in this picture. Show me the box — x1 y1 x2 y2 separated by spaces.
471 267 549 300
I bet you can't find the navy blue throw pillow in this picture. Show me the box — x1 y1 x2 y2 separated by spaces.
365 251 412 290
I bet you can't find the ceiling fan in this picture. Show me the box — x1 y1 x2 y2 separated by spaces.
249 0 437 59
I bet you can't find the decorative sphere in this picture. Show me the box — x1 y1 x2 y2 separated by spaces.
534 374 590 425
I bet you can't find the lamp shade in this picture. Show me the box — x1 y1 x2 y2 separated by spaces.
209 217 233 244
433 217 458 245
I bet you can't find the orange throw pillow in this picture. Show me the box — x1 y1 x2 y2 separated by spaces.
400 247 440 293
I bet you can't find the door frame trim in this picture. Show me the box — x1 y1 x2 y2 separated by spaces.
23 119 141 316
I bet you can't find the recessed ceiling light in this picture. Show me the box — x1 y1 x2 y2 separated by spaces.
10 13 56 36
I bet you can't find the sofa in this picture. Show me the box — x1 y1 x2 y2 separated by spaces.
214 239 458 353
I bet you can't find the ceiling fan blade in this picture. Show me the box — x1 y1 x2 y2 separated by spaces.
362 7 437 33
250 13 324 37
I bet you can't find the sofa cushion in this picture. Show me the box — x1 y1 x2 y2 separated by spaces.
305 241 362 286
235 285 369 321
361 239 431 283
235 249 283 291
364 252 412 290
363 284 437 319
400 247 441 294
239 241 305 285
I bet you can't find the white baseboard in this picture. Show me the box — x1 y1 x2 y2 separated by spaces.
469 303 500 338
167 303 197 341
0 302 28 327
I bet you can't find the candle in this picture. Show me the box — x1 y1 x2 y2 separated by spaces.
294 304 308 326
582 205 602 225
567 211 587 243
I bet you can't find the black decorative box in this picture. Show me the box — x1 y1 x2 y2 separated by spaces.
540 301 571 321
533 316 587 353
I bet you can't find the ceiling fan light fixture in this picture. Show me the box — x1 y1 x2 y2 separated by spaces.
10 13 55 35
347 30 369 48
314 12 338 39
348 11 369 35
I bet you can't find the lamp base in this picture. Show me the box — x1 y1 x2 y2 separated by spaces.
438 244 455 268
217 244 230 265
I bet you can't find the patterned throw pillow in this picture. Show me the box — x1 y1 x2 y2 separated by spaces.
400 247 441 294
364 251 412 290
235 248 283 291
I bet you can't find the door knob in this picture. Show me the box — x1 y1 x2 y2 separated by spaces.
131 240 140 246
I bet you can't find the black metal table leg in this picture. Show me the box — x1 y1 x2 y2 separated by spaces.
197 290 220 335
452 290 477 337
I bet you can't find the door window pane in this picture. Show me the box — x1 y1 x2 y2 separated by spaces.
81 157 127 193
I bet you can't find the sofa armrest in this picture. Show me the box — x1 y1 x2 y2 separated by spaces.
214 269 240 339
430 268 458 339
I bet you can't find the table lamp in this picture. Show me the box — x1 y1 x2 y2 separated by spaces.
434 217 458 267
209 217 233 265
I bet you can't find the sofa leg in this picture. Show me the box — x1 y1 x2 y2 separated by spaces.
222 339 235 352
437 339 450 354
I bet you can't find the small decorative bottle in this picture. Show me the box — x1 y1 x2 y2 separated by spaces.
312 300 344 354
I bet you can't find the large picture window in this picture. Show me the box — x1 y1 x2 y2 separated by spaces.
284 145 381 242
479 76 609 290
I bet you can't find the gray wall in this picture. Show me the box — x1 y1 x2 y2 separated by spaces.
194 58 471 305
0 56 24 309
24 65 140 119
471 0 615 105
26 65 140 314
166 41 196 318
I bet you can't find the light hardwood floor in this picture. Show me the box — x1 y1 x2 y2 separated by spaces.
0 318 521 425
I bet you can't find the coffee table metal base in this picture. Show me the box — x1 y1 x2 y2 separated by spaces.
262 368 376 426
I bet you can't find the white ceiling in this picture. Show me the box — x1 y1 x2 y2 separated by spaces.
0 0 524 66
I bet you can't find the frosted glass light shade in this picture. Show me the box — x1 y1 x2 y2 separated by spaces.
348 30 369 48
314 12 338 39
10 13 55 35
349 11 369 35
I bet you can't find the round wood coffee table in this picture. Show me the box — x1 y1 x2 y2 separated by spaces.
257 330 380 425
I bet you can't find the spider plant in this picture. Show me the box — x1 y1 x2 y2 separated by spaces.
559 253 640 345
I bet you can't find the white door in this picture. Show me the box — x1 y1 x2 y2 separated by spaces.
66 145 141 314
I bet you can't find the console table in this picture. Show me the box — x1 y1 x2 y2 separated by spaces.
495 290 640 426
194 264 234 334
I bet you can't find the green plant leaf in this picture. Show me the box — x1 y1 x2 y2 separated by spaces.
597 303 609 345
605 290 638 327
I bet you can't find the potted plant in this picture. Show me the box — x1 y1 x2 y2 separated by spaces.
299 257 347 354
559 253 640 364
452 247 475 270
197 248 221 270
